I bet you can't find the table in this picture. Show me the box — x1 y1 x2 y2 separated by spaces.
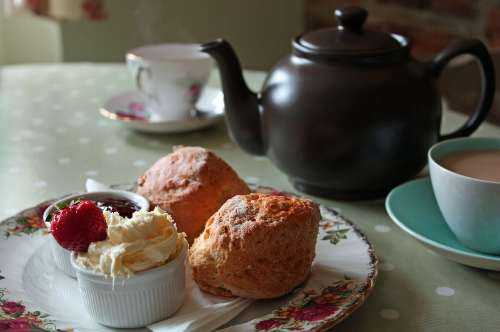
1 63 499 332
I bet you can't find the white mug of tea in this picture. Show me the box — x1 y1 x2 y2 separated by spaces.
429 137 500 254
126 44 213 121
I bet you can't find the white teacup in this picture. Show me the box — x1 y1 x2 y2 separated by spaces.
126 44 213 121
429 137 500 254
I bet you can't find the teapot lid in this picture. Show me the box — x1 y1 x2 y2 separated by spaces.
295 7 410 61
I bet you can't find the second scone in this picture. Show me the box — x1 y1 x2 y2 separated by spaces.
136 146 250 243
189 193 320 299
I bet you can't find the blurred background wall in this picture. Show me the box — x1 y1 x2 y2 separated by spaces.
60 0 303 70
0 2 61 64
1 0 500 123
0 4 4 64
306 0 500 60
0 0 304 70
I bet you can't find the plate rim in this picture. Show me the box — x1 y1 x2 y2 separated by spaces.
386 177 500 264
314 206 378 332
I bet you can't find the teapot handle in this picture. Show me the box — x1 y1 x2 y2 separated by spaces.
431 39 495 141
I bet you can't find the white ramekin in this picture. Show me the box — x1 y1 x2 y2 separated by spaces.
43 190 150 278
71 239 187 328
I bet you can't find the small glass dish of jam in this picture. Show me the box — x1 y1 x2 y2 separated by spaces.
42 190 150 278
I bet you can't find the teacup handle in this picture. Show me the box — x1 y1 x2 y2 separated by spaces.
431 39 495 141
135 65 151 92
135 66 158 102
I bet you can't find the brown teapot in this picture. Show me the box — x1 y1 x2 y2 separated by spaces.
202 6 495 200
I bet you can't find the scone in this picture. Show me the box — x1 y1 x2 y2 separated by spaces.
189 193 320 299
136 146 250 243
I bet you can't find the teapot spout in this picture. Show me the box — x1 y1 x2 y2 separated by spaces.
201 39 265 156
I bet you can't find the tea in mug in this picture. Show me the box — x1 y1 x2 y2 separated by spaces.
439 150 500 182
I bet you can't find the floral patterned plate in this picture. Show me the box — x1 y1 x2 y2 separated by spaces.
100 87 224 134
0 185 377 332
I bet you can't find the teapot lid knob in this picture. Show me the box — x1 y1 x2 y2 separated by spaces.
334 6 367 31
295 5 409 61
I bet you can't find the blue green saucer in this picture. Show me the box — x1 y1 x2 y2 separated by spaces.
386 177 500 271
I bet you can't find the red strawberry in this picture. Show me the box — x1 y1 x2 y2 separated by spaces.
50 200 107 252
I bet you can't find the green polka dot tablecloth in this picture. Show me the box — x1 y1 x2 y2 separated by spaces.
1 63 500 331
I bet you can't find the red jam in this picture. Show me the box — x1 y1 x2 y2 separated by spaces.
96 198 140 218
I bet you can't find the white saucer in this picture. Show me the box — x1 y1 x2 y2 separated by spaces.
100 87 224 134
